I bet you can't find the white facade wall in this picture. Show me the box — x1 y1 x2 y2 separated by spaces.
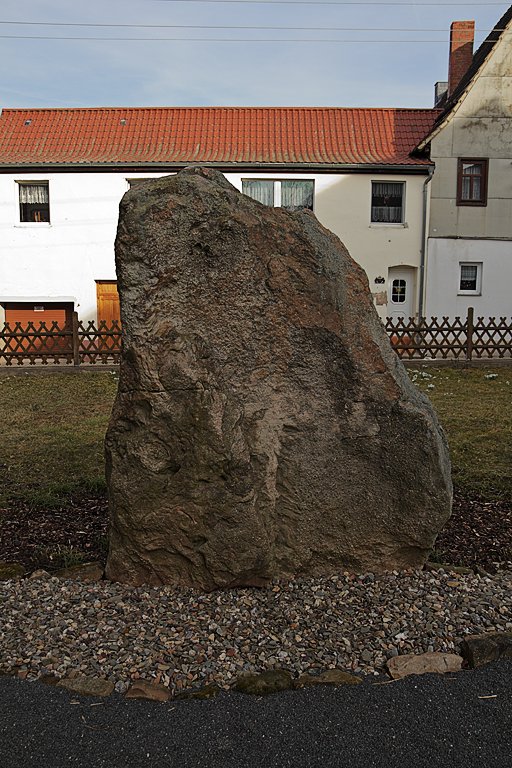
0 169 428 322
425 238 512 318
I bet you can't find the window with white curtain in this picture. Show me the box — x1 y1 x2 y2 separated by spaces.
18 182 50 222
371 181 404 224
457 159 488 206
242 179 314 211
242 180 275 206
459 262 482 294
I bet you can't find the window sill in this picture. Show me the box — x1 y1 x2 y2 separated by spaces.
458 291 482 296
369 222 408 229
14 222 52 227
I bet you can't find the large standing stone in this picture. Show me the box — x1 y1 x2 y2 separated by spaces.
105 167 452 590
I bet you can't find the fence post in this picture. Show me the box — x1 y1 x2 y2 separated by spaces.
72 311 80 367
466 306 474 362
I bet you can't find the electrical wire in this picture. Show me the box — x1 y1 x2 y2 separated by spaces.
153 1 507 5
0 34 485 42
0 20 505 32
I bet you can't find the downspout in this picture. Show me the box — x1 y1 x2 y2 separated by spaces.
418 167 434 318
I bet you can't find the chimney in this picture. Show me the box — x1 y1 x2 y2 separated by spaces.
448 21 475 97
434 81 448 106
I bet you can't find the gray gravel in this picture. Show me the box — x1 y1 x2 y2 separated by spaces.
1 568 511 692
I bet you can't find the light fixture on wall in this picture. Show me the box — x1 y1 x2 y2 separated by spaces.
374 276 385 284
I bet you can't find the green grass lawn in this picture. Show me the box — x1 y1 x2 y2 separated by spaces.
0 372 118 507
0 366 510 507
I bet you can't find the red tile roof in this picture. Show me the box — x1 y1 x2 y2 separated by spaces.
0 107 438 168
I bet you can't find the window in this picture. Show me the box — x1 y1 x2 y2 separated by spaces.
242 180 274 206
457 159 488 206
242 179 314 211
459 262 482 295
391 279 407 303
281 181 314 211
371 182 404 223
18 182 50 222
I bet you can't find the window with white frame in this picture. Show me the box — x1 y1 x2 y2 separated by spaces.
242 179 314 211
18 182 50 222
371 181 404 224
458 262 482 295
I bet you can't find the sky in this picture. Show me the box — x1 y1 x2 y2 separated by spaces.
1 0 509 109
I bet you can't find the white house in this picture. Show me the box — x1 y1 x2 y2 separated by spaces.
0 107 435 326
419 7 512 319
1 5 510 329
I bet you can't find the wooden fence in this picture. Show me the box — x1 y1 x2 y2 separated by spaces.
0 308 511 366
385 308 512 360
0 312 121 366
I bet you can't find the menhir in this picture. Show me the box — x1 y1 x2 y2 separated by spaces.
105 166 452 590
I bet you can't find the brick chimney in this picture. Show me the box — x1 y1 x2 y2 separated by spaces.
448 21 475 97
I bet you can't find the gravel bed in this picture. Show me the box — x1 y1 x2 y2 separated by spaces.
1 569 511 695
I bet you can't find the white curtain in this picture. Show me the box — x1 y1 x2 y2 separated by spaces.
372 182 403 223
242 180 274 206
19 184 48 204
462 163 481 200
281 181 314 211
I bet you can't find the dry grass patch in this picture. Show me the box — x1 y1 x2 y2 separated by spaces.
411 366 512 500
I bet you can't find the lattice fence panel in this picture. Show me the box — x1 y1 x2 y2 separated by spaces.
384 316 469 359
0 321 73 365
472 316 512 359
78 320 122 364
2 313 512 366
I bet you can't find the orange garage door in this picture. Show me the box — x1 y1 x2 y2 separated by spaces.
4 302 73 328
3 302 74 352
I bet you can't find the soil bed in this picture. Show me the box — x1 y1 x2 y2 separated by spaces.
1 490 510 575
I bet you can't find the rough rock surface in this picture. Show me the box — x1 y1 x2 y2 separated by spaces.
387 652 463 679
125 680 170 702
234 670 294 695
295 669 362 687
57 676 114 697
460 631 512 668
105 166 452 590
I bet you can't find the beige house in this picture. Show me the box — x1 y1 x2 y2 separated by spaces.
419 7 512 319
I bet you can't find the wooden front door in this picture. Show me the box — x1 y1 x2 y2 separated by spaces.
96 281 120 325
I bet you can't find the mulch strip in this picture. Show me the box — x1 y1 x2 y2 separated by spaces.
0 495 108 572
0 491 511 574
434 492 512 573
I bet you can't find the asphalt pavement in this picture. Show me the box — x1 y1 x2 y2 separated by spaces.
1 662 511 768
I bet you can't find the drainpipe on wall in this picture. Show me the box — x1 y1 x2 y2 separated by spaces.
418 167 434 319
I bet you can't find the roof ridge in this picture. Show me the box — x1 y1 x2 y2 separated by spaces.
1 106 436 114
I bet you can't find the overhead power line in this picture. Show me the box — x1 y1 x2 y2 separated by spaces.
0 20 504 32
0 34 485 42
153 0 508 5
